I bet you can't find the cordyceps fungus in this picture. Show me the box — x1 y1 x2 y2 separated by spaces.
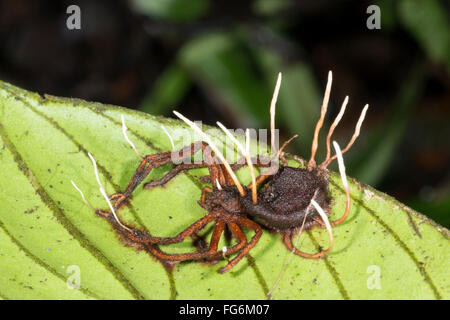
71 71 368 277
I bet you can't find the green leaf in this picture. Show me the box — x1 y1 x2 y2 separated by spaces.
350 63 425 186
0 81 448 299
398 0 450 71
132 0 209 22
139 63 191 116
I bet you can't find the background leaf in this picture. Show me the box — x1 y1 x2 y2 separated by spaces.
139 63 191 116
131 0 209 22
0 82 448 299
349 62 425 185
398 0 450 72
179 32 271 128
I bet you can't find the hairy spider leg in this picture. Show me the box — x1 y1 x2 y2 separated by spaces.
135 149 260 269
139 214 260 273
218 218 263 274
144 163 209 190
197 155 273 185
96 206 227 262
101 140 260 271
145 164 263 271
282 229 332 259
281 190 334 259
200 186 213 203
127 213 257 273
203 222 248 261
144 150 234 192
109 142 213 210
141 220 225 262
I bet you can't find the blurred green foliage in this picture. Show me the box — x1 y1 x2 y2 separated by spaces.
132 0 209 22
398 0 450 72
134 0 450 227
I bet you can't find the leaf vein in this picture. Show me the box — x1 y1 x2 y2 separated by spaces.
0 119 145 300
0 218 99 299
328 178 442 299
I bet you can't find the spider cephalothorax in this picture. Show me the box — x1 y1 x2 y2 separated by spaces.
199 185 244 215
72 71 368 273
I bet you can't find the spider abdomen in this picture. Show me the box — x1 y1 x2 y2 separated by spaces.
242 167 330 230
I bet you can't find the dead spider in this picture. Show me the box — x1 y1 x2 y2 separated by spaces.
72 71 368 274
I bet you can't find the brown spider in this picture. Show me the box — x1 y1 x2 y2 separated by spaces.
73 71 368 274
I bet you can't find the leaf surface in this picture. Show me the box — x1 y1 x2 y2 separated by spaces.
0 81 448 299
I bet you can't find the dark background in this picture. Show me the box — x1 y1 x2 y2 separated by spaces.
0 0 449 227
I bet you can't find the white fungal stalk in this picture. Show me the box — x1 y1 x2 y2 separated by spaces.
161 124 175 150
333 141 348 190
88 152 133 233
270 73 282 153
222 246 230 262
216 122 257 203
309 71 333 168
173 111 246 197
311 199 334 257
121 115 142 158
70 180 94 211
331 140 351 226
216 179 222 190
245 129 257 202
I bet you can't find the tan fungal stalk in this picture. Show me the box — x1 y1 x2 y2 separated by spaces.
324 95 348 164
173 111 246 197
87 152 133 233
308 71 333 170
321 104 369 168
121 115 142 159
276 134 298 160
